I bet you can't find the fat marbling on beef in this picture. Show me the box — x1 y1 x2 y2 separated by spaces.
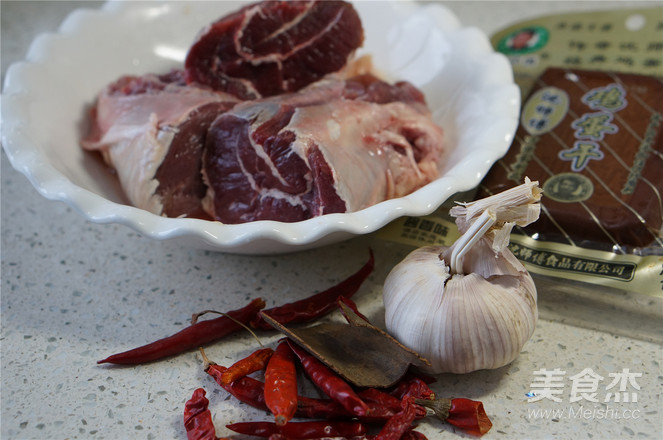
81 0 445 224
81 71 239 219
185 0 363 99
202 74 445 223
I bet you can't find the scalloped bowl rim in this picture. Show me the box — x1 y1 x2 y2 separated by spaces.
1 0 520 254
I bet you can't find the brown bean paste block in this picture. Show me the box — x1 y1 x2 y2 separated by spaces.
479 67 663 249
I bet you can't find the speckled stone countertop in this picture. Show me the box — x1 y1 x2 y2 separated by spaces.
2 1 661 440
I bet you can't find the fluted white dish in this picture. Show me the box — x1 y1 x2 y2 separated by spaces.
2 0 520 254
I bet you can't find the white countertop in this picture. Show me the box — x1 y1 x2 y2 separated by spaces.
2 1 661 440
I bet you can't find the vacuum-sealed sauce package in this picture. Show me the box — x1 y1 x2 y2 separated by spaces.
373 7 663 343
475 66 662 343
478 7 663 342
479 67 662 251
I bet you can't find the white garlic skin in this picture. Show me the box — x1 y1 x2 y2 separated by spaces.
383 244 537 374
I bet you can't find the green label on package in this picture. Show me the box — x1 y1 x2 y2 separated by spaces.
491 7 663 96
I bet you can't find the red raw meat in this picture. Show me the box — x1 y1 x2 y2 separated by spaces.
82 71 239 218
81 2 445 223
184 0 364 99
201 75 445 223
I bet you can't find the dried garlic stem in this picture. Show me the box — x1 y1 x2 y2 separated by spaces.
451 178 542 237
448 210 496 274
444 178 542 273
451 178 542 227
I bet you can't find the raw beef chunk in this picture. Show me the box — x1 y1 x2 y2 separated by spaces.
201 75 445 223
152 102 234 218
184 0 364 99
82 71 239 218
81 1 446 224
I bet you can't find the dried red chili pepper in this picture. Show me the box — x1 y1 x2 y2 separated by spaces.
226 420 367 439
220 347 273 385
390 375 436 401
336 295 371 323
415 397 493 437
375 396 419 440
202 352 388 422
264 340 298 426
251 250 374 330
401 430 428 440
183 388 218 440
295 395 349 420
359 388 403 412
447 398 493 437
358 388 426 420
365 429 428 440
203 357 269 411
97 298 266 365
296 394 399 423
287 340 370 417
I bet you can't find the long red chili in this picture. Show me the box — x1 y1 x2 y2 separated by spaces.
337 295 371 323
295 395 350 420
207 359 382 423
264 340 298 426
251 249 374 330
98 298 266 365
183 388 219 440
203 358 269 411
220 347 273 385
203 355 386 422
287 340 370 417
204 349 490 437
296 394 399 422
226 420 367 439
359 388 403 412
376 397 419 440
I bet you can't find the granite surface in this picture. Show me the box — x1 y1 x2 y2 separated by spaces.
2 1 661 439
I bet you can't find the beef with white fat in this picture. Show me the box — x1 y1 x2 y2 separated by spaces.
202 74 445 223
81 1 445 223
81 71 239 218
185 0 364 99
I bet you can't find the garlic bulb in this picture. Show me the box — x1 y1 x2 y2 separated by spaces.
383 178 542 374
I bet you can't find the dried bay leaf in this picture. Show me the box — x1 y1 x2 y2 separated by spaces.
259 303 430 388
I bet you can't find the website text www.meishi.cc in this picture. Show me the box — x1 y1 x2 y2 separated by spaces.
528 405 641 420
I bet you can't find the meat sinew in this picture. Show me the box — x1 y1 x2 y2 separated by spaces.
201 75 445 223
184 0 364 99
81 71 239 218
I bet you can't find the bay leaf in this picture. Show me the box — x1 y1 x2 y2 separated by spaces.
259 303 430 388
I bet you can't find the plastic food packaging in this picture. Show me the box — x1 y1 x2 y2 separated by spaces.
373 6 663 343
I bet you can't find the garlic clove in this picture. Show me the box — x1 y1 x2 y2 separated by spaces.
383 246 451 345
440 271 537 373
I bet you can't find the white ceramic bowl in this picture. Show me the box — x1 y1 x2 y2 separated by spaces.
2 0 520 254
